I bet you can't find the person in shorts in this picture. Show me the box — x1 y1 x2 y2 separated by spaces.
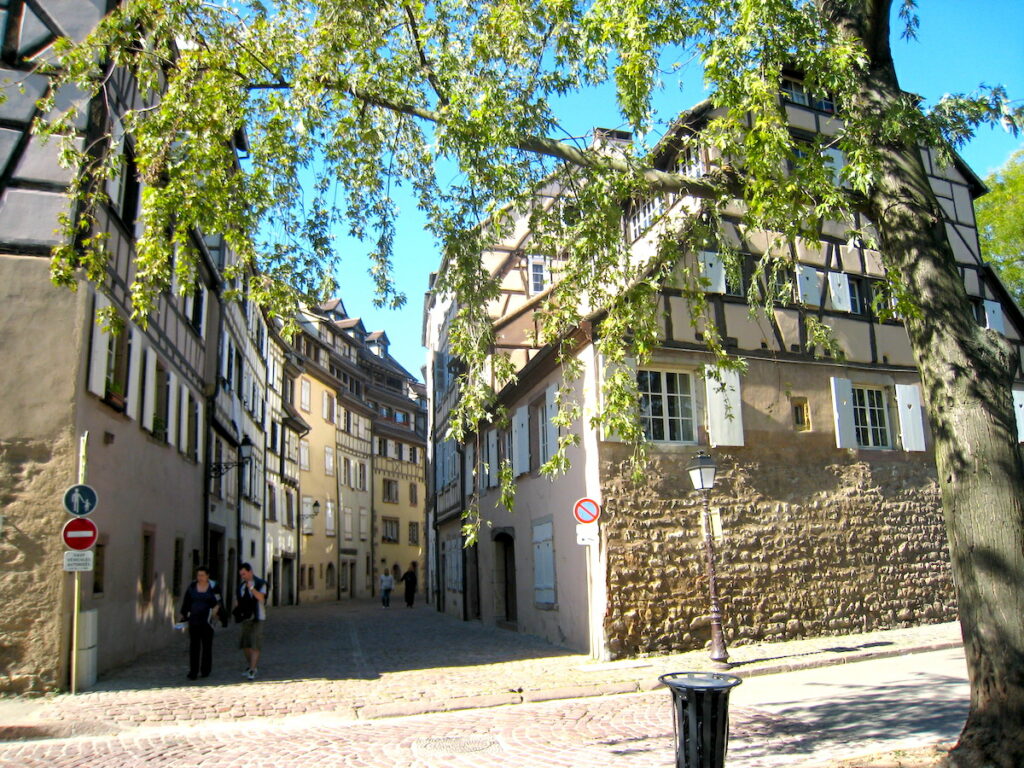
236 563 267 680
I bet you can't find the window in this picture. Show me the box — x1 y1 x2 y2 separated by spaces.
300 379 311 412
153 361 170 440
409 522 420 545
638 370 696 443
409 446 418 465
409 482 418 506
528 254 549 295
358 462 367 491
140 530 155 602
344 507 353 540
532 520 556 606
626 195 665 241
780 76 834 114
285 491 295 528
172 538 184 597
322 391 335 423
301 496 314 534
324 446 335 476
382 517 400 543
677 146 705 178
529 398 548 471
299 440 310 471
343 457 352 488
383 478 399 503
183 284 205 336
325 500 336 536
848 277 867 315
792 397 811 432
853 387 891 448
359 507 369 541
396 443 405 462
377 437 388 457
267 483 277 522
92 542 106 595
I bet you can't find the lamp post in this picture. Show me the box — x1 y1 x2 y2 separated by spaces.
687 450 729 665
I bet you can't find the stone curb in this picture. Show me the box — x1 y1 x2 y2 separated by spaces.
355 638 964 721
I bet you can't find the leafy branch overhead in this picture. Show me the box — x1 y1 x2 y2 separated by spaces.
34 0 1022 452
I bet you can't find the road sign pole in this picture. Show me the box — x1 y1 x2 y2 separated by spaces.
70 431 87 695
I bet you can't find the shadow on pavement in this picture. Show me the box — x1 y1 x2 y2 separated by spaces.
90 599 577 692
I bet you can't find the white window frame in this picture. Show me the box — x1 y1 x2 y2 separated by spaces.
638 369 697 443
299 439 310 470
852 385 892 449
324 445 334 476
300 379 311 412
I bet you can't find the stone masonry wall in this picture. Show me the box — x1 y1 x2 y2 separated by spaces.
0 433 76 692
601 438 956 658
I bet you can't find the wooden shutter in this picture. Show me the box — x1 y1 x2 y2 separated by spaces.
545 383 559 464
86 293 110 396
126 331 143 421
698 251 726 293
142 349 157 431
828 272 851 312
512 405 530 476
830 377 857 448
895 384 926 452
704 366 744 447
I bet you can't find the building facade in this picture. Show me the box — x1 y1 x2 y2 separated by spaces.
425 92 1024 657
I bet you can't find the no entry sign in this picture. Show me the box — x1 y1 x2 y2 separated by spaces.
573 497 601 524
62 517 98 550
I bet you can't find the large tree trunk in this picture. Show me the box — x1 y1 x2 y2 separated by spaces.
848 4 1024 764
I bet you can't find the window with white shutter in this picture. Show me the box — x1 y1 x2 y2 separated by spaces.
797 265 823 306
895 384 926 452
532 519 556 606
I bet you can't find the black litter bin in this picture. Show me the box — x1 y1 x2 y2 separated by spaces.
659 671 742 768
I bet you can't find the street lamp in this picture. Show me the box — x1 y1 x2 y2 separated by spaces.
687 450 729 665
209 434 253 478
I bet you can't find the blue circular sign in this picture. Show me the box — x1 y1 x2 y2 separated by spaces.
63 484 98 516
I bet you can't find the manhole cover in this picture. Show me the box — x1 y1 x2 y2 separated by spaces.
413 736 502 755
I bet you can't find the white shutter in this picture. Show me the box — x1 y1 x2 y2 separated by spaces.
322 391 330 420
704 366 745 447
486 430 498 488
178 384 189 451
195 396 204 461
126 331 143 421
797 265 822 306
895 384 926 452
698 251 726 293
197 286 208 336
512 405 530 476
830 377 857 448
464 443 475 497
87 294 111 396
983 300 1005 334
545 383 559 464
221 333 230 380
828 272 852 312
142 349 157 430
1013 389 1024 443
167 371 178 448
532 521 555 604
106 116 125 212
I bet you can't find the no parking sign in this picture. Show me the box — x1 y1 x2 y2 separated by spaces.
573 498 601 524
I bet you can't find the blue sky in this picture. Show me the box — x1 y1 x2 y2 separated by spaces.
333 0 1024 377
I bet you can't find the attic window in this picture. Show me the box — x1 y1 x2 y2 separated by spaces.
780 76 835 114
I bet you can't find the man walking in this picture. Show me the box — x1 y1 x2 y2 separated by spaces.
236 563 267 680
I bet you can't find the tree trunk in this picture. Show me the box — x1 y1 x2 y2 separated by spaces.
854 15 1024 763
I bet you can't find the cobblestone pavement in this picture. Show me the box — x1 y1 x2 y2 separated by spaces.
0 600 964 766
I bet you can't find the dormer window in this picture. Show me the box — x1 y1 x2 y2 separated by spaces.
528 254 550 295
780 76 835 114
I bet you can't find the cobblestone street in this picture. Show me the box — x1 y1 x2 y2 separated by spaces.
0 600 965 767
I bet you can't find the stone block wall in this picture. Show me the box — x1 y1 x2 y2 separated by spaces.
601 437 955 658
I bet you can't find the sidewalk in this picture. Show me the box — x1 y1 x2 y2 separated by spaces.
0 599 962 739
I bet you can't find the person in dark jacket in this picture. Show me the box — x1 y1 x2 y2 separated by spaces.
400 562 418 608
179 566 222 680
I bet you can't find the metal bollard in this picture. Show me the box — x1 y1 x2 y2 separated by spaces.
659 672 743 768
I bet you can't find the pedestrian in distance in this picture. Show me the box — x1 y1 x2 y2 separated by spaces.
234 562 268 680
400 562 418 608
380 570 394 608
178 566 222 680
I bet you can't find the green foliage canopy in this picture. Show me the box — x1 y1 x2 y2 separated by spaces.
977 149 1024 301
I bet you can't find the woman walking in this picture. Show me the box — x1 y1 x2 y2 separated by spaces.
179 566 222 680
